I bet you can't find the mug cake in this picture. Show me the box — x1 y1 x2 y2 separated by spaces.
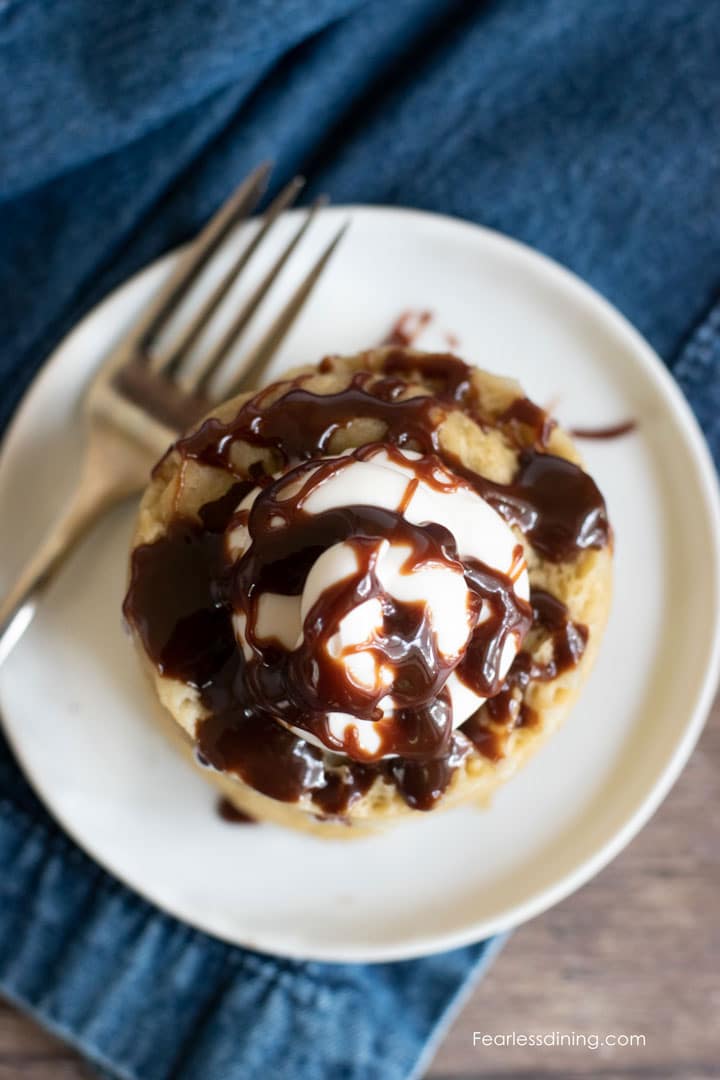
124 347 612 835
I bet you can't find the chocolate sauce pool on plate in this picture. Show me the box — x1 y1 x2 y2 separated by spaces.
216 797 256 824
125 352 602 813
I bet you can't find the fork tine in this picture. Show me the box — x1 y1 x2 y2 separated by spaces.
186 197 328 394
129 162 271 355
157 175 306 378
217 219 350 399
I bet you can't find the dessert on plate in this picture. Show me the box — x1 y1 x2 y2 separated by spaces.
123 346 612 835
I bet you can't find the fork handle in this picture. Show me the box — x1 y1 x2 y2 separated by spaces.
0 422 150 666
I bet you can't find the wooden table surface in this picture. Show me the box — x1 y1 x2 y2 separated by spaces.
1 693 718 1080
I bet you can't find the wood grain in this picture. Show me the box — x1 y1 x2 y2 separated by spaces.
1 693 718 1080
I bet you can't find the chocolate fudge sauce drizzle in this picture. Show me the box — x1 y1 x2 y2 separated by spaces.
499 396 557 449
125 351 605 813
177 360 609 563
384 309 433 347
462 587 589 761
571 419 637 440
229 449 532 760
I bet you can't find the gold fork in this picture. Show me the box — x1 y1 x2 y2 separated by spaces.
0 162 347 664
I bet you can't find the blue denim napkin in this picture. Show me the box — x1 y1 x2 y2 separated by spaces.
1 2 718 1078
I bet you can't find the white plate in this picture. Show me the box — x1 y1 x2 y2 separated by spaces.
1 207 719 963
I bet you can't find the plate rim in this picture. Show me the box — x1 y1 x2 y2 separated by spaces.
1 203 719 963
